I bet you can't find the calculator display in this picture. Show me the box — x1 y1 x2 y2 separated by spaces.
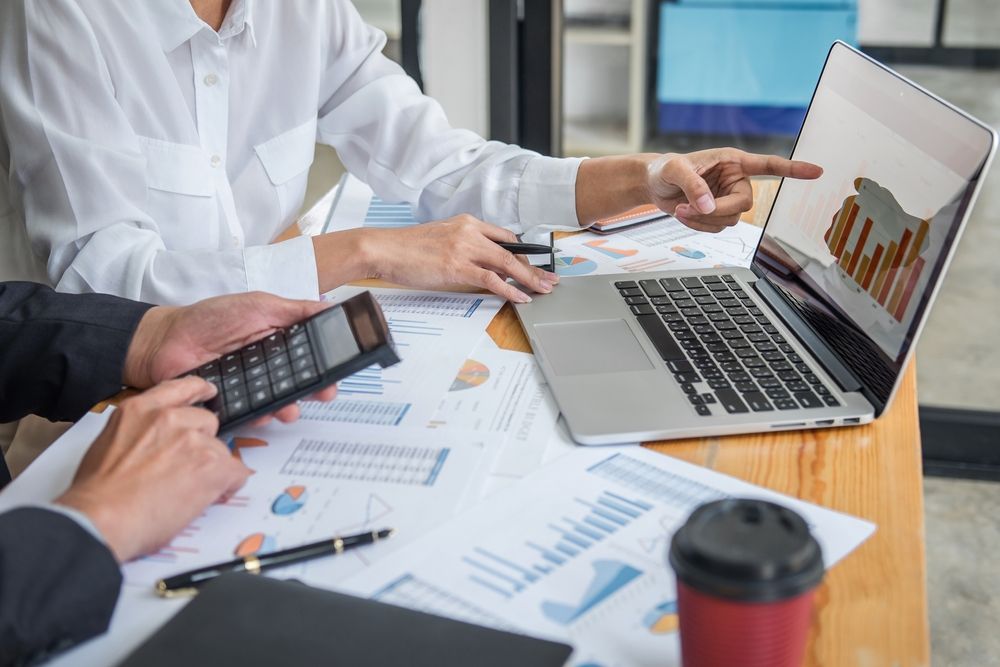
313 307 361 369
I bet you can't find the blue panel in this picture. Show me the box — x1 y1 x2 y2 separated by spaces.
658 5 857 108
678 0 854 7
658 101 807 136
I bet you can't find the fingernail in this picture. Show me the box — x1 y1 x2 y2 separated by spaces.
546 272 560 283
515 293 532 304
696 194 716 214
539 280 553 292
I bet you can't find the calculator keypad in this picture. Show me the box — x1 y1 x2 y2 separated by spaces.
193 322 322 424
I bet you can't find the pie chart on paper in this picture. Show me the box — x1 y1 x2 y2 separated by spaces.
234 532 277 557
555 255 598 276
672 245 706 260
450 359 490 391
271 485 308 516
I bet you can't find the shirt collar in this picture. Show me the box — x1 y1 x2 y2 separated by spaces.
154 0 257 52
219 0 257 46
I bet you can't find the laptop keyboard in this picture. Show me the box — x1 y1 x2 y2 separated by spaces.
616 275 841 417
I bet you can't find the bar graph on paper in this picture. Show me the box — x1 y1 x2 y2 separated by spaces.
298 399 412 426
378 296 486 319
337 365 397 397
371 573 515 631
363 196 419 229
460 488 655 600
822 177 930 322
279 438 450 486
336 315 442 397
458 452 727 601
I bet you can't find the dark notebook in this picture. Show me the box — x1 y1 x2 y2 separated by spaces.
119 574 573 666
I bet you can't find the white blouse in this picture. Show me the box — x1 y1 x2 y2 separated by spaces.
0 0 582 303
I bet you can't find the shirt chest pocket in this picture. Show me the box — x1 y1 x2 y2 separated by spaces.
137 136 220 251
254 119 317 226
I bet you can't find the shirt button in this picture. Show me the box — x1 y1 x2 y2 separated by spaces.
203 73 219 87
210 155 222 168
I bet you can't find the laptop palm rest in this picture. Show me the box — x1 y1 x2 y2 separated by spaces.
533 320 654 376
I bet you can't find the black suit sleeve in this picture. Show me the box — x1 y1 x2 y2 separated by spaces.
0 282 153 424
0 508 121 666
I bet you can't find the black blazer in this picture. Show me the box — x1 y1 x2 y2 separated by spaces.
0 282 152 665
0 509 122 666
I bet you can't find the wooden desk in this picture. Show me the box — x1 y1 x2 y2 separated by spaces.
284 178 930 666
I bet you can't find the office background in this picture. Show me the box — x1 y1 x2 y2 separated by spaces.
302 2 999 663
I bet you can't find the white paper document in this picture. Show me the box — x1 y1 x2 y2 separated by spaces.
324 174 420 233
123 419 500 589
0 410 502 666
553 218 763 277
430 339 561 488
302 286 503 427
341 447 876 667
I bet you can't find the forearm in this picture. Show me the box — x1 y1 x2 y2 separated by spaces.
311 228 379 294
0 508 121 665
574 154 658 226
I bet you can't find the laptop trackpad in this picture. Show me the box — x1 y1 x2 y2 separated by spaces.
533 320 654 377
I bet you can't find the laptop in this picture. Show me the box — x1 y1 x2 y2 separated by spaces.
514 42 997 445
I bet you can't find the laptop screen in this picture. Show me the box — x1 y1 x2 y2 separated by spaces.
753 42 995 406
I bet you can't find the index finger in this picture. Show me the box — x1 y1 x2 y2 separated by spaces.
472 219 519 244
737 152 823 180
137 376 218 410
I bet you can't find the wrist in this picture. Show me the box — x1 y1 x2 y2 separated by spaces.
55 491 128 563
575 154 660 225
123 306 178 388
313 229 384 293
632 153 663 205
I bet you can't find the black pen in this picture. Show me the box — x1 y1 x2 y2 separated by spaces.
497 241 553 255
155 528 395 597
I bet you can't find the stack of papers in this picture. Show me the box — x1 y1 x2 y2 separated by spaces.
551 217 762 277
321 173 764 280
0 177 876 666
342 447 875 666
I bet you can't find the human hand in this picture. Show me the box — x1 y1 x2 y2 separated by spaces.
123 292 338 424
646 148 823 232
353 215 559 303
55 377 252 563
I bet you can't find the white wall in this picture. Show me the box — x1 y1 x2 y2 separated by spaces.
857 0 936 46
419 0 490 138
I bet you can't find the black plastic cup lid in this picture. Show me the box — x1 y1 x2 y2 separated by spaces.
669 498 825 603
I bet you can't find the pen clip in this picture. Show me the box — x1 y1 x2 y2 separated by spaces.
155 580 199 598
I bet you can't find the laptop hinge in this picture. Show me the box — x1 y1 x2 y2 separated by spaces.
751 275 868 399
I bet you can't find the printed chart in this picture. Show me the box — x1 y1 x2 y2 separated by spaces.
279 437 450 486
343 448 875 667
450 359 491 391
123 421 499 590
553 218 762 278
555 256 598 276
363 196 419 229
307 287 503 427
430 342 560 485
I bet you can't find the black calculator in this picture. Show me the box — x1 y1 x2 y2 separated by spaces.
186 291 399 433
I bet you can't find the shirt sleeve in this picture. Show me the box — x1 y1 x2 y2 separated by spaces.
30 503 107 545
316 0 583 235
0 282 151 423
0 1 320 304
0 507 121 665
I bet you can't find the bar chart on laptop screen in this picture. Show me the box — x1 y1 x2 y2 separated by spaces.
822 177 930 322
